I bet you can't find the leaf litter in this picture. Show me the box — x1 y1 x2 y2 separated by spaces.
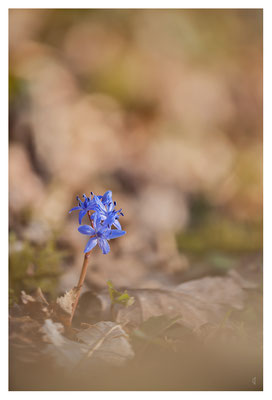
9 262 263 390
83 269 247 330
42 319 134 370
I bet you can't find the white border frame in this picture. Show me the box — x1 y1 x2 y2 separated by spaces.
2 1 269 398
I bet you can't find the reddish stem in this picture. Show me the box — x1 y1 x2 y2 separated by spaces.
69 210 94 326
69 250 92 326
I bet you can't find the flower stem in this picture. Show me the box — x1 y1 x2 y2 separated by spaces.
69 250 91 326
69 211 94 326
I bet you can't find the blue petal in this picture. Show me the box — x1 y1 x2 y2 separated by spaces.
113 219 122 230
94 195 107 212
101 190 112 205
98 238 110 254
103 213 115 227
98 225 111 237
84 237 98 253
79 210 87 224
78 225 95 235
108 230 126 239
93 211 103 229
87 199 97 212
69 206 82 213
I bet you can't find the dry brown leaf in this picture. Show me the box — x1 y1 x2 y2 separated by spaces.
17 289 51 322
21 291 36 304
42 319 134 369
112 288 240 330
56 287 78 315
77 321 134 366
35 287 49 305
84 270 252 330
175 275 245 310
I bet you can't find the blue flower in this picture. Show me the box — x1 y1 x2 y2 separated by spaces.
94 191 124 230
69 190 126 252
99 190 113 206
103 204 124 230
78 213 126 254
69 194 96 224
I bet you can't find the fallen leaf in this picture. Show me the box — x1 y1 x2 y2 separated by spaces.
56 287 78 315
175 275 245 310
21 288 49 305
16 288 51 322
132 315 181 341
120 274 246 329
42 319 134 370
21 291 36 304
42 319 85 367
113 287 237 330
77 321 134 366
79 270 251 330
131 315 182 352
35 287 49 305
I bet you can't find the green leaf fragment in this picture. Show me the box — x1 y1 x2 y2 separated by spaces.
107 280 135 307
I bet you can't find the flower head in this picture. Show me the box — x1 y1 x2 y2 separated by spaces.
69 194 94 224
97 202 124 230
78 212 126 254
89 191 124 230
69 192 107 224
99 190 113 206
69 190 126 254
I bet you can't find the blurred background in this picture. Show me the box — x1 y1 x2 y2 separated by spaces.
9 9 263 302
